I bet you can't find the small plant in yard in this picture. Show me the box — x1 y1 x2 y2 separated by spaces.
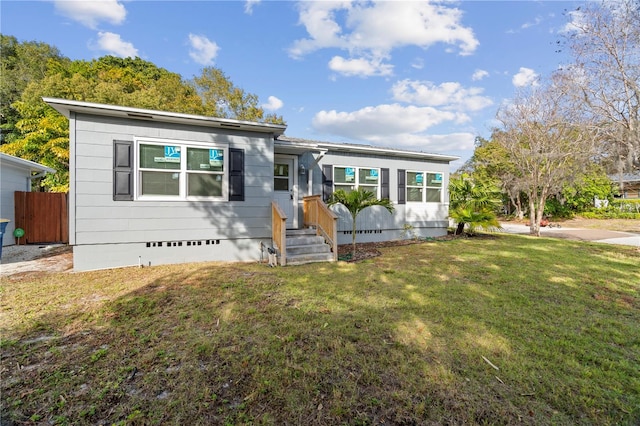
1 235 638 425
400 223 417 240
449 173 502 235
328 187 394 258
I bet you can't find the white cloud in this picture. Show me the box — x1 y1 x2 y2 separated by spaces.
521 16 542 29
415 133 477 152
312 103 475 151
262 96 284 111
411 58 425 70
391 80 493 112
94 32 138 57
312 104 476 152
328 56 393 77
188 34 219 65
244 0 261 15
289 1 478 78
512 67 539 87
561 9 586 34
54 0 126 29
472 69 489 81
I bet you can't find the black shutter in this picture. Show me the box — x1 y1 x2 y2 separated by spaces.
229 148 244 201
113 140 133 201
397 169 406 205
381 168 389 200
322 164 333 202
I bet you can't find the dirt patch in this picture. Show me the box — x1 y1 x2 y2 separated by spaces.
337 233 482 262
505 217 640 233
559 218 640 233
0 245 73 277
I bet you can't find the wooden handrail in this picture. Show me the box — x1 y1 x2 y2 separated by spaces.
303 195 338 261
271 201 288 266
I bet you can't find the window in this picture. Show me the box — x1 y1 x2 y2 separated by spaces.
406 171 442 203
137 139 227 200
274 162 290 191
333 166 380 196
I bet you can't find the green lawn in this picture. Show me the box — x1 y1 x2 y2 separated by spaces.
1 234 639 425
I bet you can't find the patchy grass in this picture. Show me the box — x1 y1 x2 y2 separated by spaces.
1 234 639 425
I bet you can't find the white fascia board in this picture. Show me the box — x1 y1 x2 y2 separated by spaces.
0 153 56 173
43 97 287 136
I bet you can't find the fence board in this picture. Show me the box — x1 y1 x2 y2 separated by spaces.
14 192 68 244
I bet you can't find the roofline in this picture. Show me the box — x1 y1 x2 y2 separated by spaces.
0 152 56 174
276 136 459 162
43 97 287 136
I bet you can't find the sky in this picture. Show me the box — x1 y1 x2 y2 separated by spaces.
1 0 585 170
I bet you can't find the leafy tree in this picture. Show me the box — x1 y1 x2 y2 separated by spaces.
327 188 394 259
192 67 285 124
1 99 69 191
0 35 65 143
464 136 527 219
557 164 614 212
0 45 286 191
448 173 502 235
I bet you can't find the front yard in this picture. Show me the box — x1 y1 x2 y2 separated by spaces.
1 234 638 425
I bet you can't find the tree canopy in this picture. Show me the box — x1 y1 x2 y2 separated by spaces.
562 0 640 182
0 36 286 192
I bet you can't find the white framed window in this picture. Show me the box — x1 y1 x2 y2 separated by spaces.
136 138 228 200
333 166 380 196
406 171 442 203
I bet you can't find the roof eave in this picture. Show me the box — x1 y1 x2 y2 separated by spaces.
0 153 56 174
276 136 459 162
43 97 287 136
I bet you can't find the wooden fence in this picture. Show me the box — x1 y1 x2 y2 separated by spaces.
14 192 68 244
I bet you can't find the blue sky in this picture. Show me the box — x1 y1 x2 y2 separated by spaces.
1 0 584 169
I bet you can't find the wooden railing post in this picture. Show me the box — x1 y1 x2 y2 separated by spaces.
271 201 288 266
303 195 338 261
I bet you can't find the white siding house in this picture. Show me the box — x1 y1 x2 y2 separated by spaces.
45 97 458 271
0 153 55 246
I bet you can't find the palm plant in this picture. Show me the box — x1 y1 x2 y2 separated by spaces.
449 174 502 235
328 188 394 259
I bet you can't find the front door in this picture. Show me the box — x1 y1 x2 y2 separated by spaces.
273 155 297 228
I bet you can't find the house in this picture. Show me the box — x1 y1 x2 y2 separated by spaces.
614 173 640 199
0 153 55 247
44 97 458 271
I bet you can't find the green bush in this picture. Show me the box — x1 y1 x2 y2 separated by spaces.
578 198 640 219
581 211 640 219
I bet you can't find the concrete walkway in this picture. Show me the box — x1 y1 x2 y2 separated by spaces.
499 223 640 248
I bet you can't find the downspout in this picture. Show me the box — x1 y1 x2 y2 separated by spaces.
27 170 53 191
307 149 327 196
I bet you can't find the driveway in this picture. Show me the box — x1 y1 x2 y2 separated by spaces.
499 222 640 247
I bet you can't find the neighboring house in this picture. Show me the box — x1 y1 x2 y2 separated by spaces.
614 173 640 199
45 97 458 271
0 153 55 246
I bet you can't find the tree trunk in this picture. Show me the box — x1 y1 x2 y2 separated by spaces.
515 194 524 220
352 215 357 258
529 199 541 236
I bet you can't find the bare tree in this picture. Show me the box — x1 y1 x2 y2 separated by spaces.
496 74 598 236
563 0 640 186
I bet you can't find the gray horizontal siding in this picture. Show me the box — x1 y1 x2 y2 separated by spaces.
71 113 274 256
